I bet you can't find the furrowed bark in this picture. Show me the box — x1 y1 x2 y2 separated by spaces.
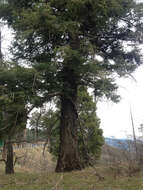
5 140 14 174
56 65 82 172
56 95 82 172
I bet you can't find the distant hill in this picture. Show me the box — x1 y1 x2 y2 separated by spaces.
105 137 130 149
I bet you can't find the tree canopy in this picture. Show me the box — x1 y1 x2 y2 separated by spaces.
1 0 142 98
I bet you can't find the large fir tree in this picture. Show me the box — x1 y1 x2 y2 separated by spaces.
0 0 143 172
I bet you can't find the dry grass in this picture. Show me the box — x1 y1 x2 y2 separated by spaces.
14 146 56 172
0 166 143 190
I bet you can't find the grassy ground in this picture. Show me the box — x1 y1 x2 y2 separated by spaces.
0 146 143 190
0 166 143 190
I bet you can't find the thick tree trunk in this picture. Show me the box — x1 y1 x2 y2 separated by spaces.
56 78 82 172
56 96 82 172
5 141 14 174
55 34 82 172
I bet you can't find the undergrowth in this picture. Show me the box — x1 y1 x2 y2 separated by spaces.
0 166 143 190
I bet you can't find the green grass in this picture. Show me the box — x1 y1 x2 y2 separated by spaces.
0 166 143 190
0 146 142 189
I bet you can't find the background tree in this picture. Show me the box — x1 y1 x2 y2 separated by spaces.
29 107 60 157
0 63 40 174
0 0 143 172
77 88 104 166
29 110 43 141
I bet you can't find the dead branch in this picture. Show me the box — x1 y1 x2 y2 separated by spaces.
53 174 63 190
42 139 49 157
14 155 25 166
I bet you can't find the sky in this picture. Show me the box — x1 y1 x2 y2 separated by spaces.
97 0 143 138
97 66 143 138
1 0 143 139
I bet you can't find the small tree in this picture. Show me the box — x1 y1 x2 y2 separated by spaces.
77 88 104 166
0 64 40 174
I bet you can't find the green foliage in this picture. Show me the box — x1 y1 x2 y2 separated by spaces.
29 108 60 156
0 0 142 102
40 109 60 156
0 63 40 140
77 88 104 165
0 139 4 147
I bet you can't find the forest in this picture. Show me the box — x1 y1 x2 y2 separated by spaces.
0 0 143 189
